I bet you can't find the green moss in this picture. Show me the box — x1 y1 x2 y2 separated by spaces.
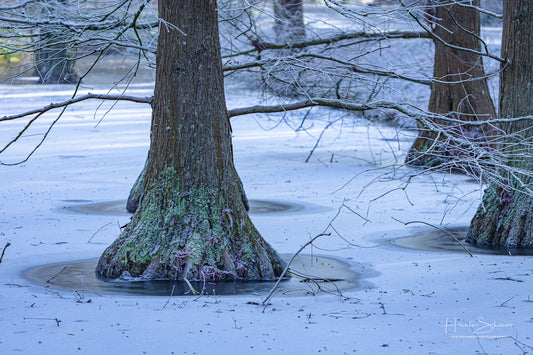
97 165 284 280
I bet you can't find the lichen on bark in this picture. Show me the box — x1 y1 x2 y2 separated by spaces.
96 1 285 281
97 167 285 280
466 182 533 247
466 1 533 247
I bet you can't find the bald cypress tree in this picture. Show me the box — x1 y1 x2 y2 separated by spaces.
466 0 533 247
406 0 496 171
96 1 285 280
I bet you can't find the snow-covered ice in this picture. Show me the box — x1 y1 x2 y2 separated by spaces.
0 80 532 354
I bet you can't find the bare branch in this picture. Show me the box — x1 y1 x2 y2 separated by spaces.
0 0 38 11
224 54 432 86
226 30 431 58
398 0 506 63
228 98 416 118
0 94 152 123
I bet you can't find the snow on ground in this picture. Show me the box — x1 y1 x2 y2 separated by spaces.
1 80 532 355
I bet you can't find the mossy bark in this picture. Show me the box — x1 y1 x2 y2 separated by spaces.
466 1 533 247
97 1 284 281
406 0 496 172
126 158 249 214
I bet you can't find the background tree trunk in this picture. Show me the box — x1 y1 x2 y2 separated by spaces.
466 0 533 247
406 0 496 172
274 0 305 44
97 1 285 281
35 0 77 84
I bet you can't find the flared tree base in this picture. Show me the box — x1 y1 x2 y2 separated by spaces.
466 183 533 247
97 171 285 281
406 128 489 177
405 136 463 172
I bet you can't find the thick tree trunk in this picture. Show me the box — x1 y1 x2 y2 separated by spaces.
126 157 249 214
406 0 496 172
97 1 284 280
274 0 305 44
466 0 533 247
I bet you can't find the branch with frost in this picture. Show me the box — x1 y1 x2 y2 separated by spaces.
224 54 432 86
0 7 158 33
0 0 39 11
224 30 431 58
453 1 503 19
228 98 418 118
0 93 153 166
229 99 532 196
0 16 124 31
261 202 372 305
398 0 506 64
0 94 152 123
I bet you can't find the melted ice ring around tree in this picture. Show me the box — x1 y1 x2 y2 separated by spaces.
59 199 310 216
23 254 362 297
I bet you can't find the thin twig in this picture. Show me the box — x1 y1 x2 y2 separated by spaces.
183 277 197 295
393 218 473 257
162 284 176 308
305 121 334 163
46 266 68 283
229 98 415 118
87 222 113 243
0 242 10 264
261 233 331 306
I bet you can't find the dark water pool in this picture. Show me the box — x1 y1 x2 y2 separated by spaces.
388 226 533 256
23 254 361 297
58 199 305 216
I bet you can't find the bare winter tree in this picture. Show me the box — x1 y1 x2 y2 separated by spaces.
34 0 78 83
3 0 533 272
95 1 286 280
405 0 498 172
0 0 159 85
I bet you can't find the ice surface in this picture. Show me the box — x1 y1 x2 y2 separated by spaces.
0 60 531 355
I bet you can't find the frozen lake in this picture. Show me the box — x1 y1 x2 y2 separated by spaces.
1 80 532 354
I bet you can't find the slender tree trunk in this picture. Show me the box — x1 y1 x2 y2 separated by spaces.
274 0 305 44
406 0 496 172
97 1 285 280
466 0 533 247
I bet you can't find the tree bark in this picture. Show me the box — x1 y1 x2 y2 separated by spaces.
466 0 533 247
274 0 305 44
35 0 77 84
406 0 496 172
97 1 284 281
125 160 146 213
